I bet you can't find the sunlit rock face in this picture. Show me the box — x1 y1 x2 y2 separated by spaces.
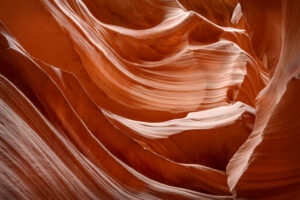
0 0 299 199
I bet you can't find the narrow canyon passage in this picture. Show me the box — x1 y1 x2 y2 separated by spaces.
0 0 299 199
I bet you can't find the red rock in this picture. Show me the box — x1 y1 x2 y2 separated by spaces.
0 0 299 199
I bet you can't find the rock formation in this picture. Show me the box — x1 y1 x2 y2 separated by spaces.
0 0 299 199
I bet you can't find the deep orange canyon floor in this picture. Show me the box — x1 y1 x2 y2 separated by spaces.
0 0 300 199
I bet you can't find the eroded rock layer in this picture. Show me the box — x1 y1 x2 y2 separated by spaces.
0 0 299 199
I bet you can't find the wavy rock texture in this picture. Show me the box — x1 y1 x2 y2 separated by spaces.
0 0 299 199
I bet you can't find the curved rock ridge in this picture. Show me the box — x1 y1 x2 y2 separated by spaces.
0 0 299 199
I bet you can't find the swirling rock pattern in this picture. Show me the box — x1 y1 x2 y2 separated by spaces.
0 0 299 199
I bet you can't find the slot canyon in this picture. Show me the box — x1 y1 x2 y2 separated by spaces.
0 0 300 199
